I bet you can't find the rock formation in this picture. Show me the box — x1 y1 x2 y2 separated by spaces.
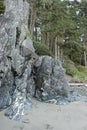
0 0 81 120
0 0 35 120
33 56 69 101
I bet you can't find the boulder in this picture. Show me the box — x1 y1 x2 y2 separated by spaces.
21 38 35 57
33 56 69 101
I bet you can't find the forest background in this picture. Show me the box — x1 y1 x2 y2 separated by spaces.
0 0 87 82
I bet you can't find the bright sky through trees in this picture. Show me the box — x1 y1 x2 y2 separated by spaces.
61 0 81 1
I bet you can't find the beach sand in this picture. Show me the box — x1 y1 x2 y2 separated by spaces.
0 99 87 130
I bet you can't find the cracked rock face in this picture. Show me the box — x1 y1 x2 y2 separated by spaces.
33 56 69 101
33 56 87 105
0 0 35 119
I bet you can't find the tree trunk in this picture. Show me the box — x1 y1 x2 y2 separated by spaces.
30 7 36 39
84 49 87 66
55 42 57 59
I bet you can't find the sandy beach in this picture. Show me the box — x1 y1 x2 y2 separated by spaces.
0 99 87 130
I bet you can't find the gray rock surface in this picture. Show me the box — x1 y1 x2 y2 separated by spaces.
0 87 11 109
21 38 35 57
0 0 35 118
5 89 32 120
33 56 69 101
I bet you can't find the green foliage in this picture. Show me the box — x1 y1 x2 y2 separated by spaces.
72 68 87 82
75 65 87 82
29 0 87 70
76 65 86 71
61 41 84 64
33 40 53 56
65 66 78 77
63 60 78 76
64 59 87 82
25 32 29 39
0 0 5 14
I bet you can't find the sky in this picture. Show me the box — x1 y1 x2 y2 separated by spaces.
61 0 81 1
69 0 81 1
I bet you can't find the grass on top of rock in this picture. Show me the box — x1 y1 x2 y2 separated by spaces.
33 40 54 57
